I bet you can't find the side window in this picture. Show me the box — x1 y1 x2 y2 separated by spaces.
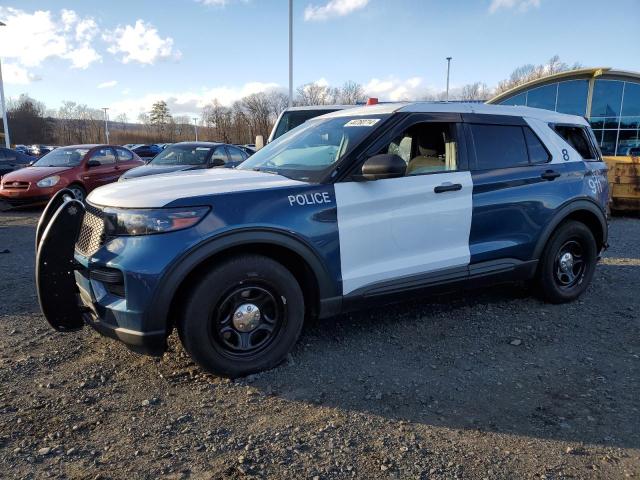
552 125 596 160
227 146 247 163
523 127 550 164
380 122 458 176
210 146 228 165
470 124 528 170
90 148 116 165
115 147 134 162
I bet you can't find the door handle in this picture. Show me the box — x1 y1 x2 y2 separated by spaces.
541 170 561 181
434 183 462 193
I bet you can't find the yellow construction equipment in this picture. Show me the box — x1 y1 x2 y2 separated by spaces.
604 156 640 212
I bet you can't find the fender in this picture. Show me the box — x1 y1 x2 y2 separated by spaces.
532 197 608 260
144 227 340 333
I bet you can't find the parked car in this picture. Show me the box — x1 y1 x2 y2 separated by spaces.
119 142 250 181
0 144 143 207
36 102 609 378
14 144 30 154
123 143 143 150
267 105 355 143
0 147 35 177
27 144 54 157
235 144 256 156
132 144 162 158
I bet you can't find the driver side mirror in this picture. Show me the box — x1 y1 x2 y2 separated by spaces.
86 160 101 168
359 154 406 181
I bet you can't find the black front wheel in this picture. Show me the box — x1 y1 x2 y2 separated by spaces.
537 221 597 303
178 255 305 378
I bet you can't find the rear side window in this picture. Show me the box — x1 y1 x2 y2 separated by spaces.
227 146 247 163
552 125 596 160
523 127 550 164
470 124 529 170
115 147 134 162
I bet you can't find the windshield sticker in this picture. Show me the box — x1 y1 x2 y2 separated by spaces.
344 118 380 127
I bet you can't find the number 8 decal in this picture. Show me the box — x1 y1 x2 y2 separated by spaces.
561 149 570 161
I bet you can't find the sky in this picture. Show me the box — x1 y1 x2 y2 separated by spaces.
1 0 639 121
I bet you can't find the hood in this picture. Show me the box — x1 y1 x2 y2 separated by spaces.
121 163 203 179
1 166 71 183
88 167 306 208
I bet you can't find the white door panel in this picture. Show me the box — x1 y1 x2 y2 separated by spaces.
335 171 473 295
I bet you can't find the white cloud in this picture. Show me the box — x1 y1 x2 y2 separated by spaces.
363 76 440 101
2 63 40 85
195 0 250 6
197 0 229 5
108 81 281 120
0 6 101 78
489 0 541 13
104 20 180 65
98 80 118 89
63 45 102 69
304 0 369 21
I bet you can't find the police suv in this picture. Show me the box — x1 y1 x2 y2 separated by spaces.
36 102 609 378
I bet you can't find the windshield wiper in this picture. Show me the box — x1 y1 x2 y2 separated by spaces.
252 167 279 175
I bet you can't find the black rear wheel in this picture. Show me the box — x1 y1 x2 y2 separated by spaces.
537 221 597 303
178 255 304 377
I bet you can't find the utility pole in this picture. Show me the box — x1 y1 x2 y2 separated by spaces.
101 107 110 144
445 57 452 102
0 21 10 148
288 0 293 108
193 117 198 141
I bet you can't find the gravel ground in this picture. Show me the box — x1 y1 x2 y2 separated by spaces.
0 210 639 479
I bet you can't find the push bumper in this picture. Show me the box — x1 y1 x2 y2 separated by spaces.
35 192 172 356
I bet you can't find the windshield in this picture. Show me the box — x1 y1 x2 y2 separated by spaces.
272 109 341 141
150 145 212 166
239 114 389 182
33 147 89 167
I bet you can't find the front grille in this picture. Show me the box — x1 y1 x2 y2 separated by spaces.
75 204 106 257
3 181 29 190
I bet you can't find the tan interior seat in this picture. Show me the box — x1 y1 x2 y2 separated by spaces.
407 133 445 174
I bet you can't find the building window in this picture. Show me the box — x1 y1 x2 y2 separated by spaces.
617 130 640 156
600 130 618 156
621 81 640 117
501 92 526 106
526 83 557 110
591 80 624 117
556 80 589 116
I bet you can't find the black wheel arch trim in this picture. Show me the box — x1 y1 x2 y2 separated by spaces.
145 227 339 335
532 197 608 260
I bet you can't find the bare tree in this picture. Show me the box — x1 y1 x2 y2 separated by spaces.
495 55 582 95
337 81 366 104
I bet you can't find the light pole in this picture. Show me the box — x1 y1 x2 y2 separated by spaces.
445 57 452 102
0 21 10 148
101 107 110 144
193 117 198 141
288 0 293 108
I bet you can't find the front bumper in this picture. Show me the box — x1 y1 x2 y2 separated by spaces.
36 197 218 356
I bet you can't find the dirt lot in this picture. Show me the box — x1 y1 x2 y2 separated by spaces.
0 211 639 480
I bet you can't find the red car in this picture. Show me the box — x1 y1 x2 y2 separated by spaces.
0 144 144 207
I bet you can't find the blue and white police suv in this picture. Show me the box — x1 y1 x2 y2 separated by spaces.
36 102 609 377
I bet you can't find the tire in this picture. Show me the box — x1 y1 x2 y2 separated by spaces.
178 254 305 378
68 185 86 203
536 220 597 304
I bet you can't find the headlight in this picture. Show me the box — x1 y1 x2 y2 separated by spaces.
36 176 60 188
103 206 210 236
